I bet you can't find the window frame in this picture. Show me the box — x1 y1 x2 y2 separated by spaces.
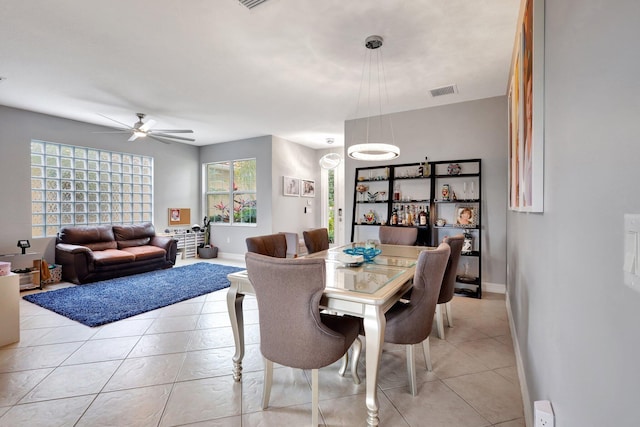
205 158 257 226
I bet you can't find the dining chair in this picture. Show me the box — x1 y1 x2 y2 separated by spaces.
302 228 330 254
378 225 418 245
245 252 362 426
245 233 288 258
381 242 450 396
435 234 465 339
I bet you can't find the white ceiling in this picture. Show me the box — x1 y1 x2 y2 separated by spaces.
0 0 519 149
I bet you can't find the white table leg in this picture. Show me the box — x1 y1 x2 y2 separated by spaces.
363 304 385 427
226 282 245 382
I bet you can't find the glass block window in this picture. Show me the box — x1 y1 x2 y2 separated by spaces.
30 140 154 237
205 158 256 225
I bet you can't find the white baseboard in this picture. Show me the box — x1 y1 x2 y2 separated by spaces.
217 252 245 262
505 290 532 427
483 281 506 294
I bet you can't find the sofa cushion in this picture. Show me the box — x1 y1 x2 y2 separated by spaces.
85 241 118 251
58 225 115 245
117 238 151 249
92 249 135 265
121 245 166 261
113 223 155 241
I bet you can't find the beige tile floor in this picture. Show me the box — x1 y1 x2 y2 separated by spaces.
0 257 525 426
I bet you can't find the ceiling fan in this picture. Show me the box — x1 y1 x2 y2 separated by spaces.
95 113 195 144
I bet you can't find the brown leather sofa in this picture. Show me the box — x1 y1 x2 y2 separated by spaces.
55 223 178 284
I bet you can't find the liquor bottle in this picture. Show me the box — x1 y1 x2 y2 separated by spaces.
417 162 424 177
406 205 413 226
393 182 401 201
391 208 398 225
399 205 405 225
418 206 428 226
423 157 430 177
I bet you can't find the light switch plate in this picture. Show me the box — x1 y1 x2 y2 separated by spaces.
624 214 640 292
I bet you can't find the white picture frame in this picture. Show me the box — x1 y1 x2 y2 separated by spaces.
283 176 300 197
301 179 315 197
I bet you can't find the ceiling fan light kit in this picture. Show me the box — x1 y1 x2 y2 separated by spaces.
348 35 400 162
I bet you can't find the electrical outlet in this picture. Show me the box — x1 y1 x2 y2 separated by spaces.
534 400 554 427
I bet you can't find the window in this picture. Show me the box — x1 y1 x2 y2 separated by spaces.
205 159 256 225
30 140 154 237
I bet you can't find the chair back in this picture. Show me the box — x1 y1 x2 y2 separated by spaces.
379 226 418 246
438 235 465 304
245 233 287 258
303 228 330 254
245 252 352 369
384 243 450 345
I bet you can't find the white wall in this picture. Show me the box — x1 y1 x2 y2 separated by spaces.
199 135 273 255
507 1 640 425
271 136 319 236
0 106 200 265
345 96 508 286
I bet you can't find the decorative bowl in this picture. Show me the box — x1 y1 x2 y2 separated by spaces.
343 247 382 263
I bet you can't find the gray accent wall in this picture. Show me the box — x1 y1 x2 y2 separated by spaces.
0 106 200 265
345 96 508 286
507 1 640 425
199 135 273 255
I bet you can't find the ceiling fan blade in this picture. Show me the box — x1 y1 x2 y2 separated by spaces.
97 113 134 130
147 135 172 145
91 130 131 134
139 119 156 132
148 129 194 134
149 132 195 142
128 133 139 142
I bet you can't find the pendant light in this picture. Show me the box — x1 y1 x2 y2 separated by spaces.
347 35 400 161
319 138 342 170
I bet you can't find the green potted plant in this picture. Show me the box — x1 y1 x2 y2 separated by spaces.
197 216 218 258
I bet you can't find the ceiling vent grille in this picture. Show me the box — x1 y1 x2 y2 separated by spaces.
239 0 268 9
429 84 458 97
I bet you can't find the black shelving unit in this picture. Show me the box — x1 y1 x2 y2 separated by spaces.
350 158 482 298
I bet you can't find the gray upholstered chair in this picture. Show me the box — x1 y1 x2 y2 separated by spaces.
435 234 465 339
302 228 330 254
381 242 450 396
245 252 362 426
378 225 418 245
245 233 287 258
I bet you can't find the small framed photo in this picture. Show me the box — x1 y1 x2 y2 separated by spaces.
283 176 300 197
301 179 315 197
455 205 477 227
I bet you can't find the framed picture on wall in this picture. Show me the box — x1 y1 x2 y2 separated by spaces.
301 179 315 197
508 0 544 212
283 176 300 197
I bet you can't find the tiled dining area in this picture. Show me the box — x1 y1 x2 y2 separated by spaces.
0 256 524 426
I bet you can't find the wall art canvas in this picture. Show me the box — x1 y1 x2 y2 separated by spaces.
283 176 300 197
509 0 544 212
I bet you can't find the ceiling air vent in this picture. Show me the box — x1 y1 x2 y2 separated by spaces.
239 0 269 9
429 84 458 98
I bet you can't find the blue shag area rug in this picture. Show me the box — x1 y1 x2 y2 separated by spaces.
23 263 243 327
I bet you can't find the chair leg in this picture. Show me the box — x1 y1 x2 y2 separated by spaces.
406 344 418 396
445 301 454 327
262 358 273 410
422 336 433 372
435 304 445 339
338 353 348 377
351 337 362 385
311 368 319 427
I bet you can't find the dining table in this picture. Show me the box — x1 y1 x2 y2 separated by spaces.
226 243 431 427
